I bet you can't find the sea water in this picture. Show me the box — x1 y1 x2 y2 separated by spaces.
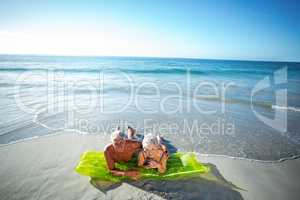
0 55 300 160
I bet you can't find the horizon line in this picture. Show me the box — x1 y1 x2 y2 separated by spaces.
0 53 299 64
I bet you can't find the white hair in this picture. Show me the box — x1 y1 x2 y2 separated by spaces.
142 134 161 149
110 130 122 142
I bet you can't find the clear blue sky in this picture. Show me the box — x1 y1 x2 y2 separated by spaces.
0 0 299 61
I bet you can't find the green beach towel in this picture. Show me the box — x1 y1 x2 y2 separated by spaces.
75 151 209 182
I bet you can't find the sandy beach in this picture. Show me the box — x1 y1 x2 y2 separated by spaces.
0 131 299 200
1 1 300 199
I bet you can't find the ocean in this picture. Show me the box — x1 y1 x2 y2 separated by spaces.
0 55 300 160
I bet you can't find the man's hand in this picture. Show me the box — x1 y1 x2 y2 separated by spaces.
124 170 140 180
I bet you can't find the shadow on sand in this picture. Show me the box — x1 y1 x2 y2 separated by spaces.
90 137 244 200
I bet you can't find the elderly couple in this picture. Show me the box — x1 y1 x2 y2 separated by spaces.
104 126 169 180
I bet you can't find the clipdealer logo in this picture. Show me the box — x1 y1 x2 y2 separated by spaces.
251 67 287 133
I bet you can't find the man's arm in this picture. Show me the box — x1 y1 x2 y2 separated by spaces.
104 145 140 179
126 140 142 149
104 145 125 176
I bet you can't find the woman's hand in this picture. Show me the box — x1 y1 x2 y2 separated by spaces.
146 160 160 169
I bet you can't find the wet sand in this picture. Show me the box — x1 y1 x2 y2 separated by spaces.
0 131 299 200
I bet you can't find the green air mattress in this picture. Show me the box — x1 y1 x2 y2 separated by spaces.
75 151 209 182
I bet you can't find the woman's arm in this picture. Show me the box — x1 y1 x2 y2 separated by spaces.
157 153 168 173
138 150 146 166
